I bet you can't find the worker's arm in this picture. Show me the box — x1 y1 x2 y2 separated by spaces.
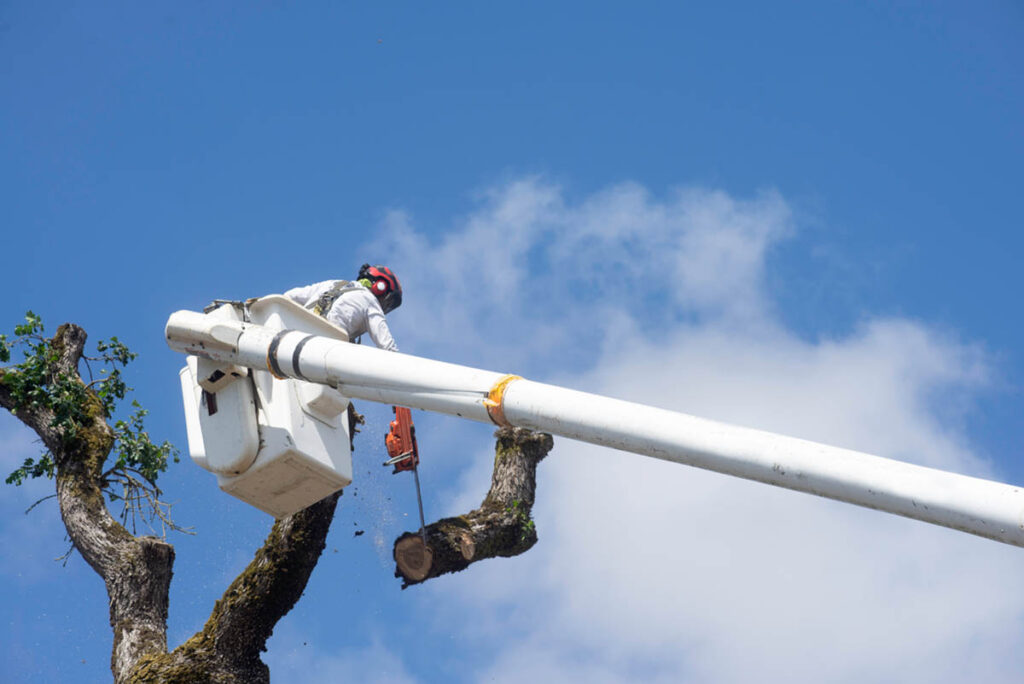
365 301 399 352
283 281 332 308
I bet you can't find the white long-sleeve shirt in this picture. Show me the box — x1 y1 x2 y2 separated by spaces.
283 280 398 352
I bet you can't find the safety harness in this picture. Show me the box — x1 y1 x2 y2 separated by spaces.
306 279 366 318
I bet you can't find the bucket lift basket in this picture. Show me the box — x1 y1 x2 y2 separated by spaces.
178 297 354 518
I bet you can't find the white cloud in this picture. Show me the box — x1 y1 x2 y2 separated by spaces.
372 179 793 374
366 178 1024 683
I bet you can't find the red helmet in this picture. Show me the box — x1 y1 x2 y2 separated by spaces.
358 263 403 313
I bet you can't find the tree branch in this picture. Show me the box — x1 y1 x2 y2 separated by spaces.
47 324 126 572
133 492 341 683
393 427 553 587
0 369 56 452
212 493 341 657
3 323 175 683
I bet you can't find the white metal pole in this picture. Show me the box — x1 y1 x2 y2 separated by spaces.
166 310 1024 548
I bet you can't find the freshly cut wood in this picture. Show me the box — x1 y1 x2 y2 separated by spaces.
393 427 553 587
394 536 433 581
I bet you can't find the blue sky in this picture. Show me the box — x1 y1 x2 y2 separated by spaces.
2 2 1023 682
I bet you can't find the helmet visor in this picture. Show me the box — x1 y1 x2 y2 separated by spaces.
380 289 402 313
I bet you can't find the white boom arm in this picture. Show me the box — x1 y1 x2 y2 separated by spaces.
166 308 1024 547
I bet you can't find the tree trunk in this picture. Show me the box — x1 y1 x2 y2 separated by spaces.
1 324 176 683
394 427 553 587
2 323 345 683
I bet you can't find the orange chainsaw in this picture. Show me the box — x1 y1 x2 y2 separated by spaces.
385 406 419 472
384 406 427 543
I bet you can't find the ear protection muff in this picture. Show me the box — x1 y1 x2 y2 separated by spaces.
358 263 402 313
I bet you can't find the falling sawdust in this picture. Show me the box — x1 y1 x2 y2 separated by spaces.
344 413 405 567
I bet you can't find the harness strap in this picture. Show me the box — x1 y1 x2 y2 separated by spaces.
308 280 363 318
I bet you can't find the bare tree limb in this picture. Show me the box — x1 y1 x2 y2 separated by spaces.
131 492 342 683
394 427 553 587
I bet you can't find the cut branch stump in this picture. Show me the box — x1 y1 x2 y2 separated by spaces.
394 427 553 587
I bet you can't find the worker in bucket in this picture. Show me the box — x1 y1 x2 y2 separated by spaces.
284 263 402 351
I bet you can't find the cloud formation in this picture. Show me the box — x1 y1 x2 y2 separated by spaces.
374 179 792 372
367 178 1023 683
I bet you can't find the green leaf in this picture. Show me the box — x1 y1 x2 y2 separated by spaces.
2 313 178 500
6 454 55 486
13 311 43 337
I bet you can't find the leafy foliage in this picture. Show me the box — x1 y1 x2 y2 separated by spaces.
6 454 55 485
110 402 175 485
1 312 182 533
507 499 536 542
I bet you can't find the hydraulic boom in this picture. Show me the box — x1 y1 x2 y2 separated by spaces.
166 305 1024 548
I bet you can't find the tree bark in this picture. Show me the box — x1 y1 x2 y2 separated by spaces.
394 427 553 587
130 492 341 683
2 323 344 683
1 324 175 683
